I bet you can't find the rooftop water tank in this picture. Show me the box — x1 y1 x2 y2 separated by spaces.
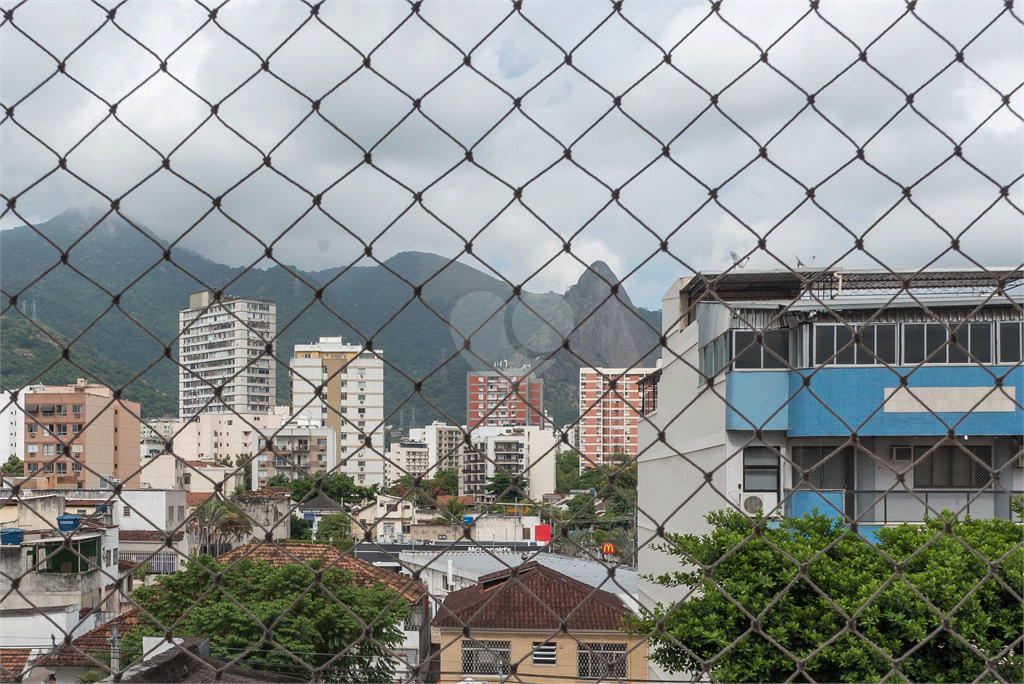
57 515 81 532
0 528 25 546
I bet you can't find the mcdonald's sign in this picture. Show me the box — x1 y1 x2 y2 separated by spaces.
602 542 615 556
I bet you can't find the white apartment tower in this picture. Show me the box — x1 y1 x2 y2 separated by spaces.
290 337 386 488
178 291 276 418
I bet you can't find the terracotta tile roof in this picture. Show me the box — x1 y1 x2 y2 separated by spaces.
432 561 628 632
0 649 30 683
436 495 476 506
36 610 142 668
186 492 218 508
234 487 290 500
119 530 185 542
218 542 424 602
119 559 139 572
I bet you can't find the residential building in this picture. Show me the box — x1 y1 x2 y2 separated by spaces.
431 562 646 684
400 550 634 608
139 417 181 458
289 337 385 487
171 412 275 464
408 421 465 472
178 290 276 418
637 268 1024 679
183 461 245 495
0 385 39 471
466 368 545 430
22 379 141 489
251 413 336 488
139 451 186 490
232 487 292 541
460 426 558 502
578 365 659 468
350 494 423 540
384 440 430 484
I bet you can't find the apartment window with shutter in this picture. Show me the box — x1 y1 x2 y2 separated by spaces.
578 643 627 679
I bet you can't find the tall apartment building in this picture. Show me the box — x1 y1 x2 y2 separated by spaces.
290 337 386 487
466 369 545 431
0 385 37 468
178 290 276 418
460 425 557 502
384 440 431 484
408 421 465 472
251 414 337 488
578 365 660 468
22 379 141 489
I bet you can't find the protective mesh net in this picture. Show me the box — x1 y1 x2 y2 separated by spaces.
1 0 1022 683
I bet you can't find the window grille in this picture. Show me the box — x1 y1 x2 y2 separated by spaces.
462 641 511 676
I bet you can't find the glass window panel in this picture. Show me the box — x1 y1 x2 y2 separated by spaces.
744 446 778 466
734 331 760 369
856 325 876 365
744 469 779 492
763 330 789 369
876 324 897 364
969 323 992 363
948 327 969 363
904 324 925 364
835 326 855 365
815 325 834 365
925 323 947 363
999 322 1021 363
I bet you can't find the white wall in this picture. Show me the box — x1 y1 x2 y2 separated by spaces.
119 490 187 531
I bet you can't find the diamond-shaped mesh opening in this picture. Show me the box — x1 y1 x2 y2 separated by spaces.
2 1 1022 683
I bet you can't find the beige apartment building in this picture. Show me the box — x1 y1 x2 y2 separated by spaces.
290 337 385 488
578 365 659 468
408 421 464 472
22 379 141 489
384 440 430 485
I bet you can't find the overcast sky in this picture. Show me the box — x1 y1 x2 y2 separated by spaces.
1 0 1021 310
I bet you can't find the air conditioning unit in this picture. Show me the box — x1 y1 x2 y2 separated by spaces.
741 492 779 517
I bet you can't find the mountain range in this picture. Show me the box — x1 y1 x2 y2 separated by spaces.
1 209 661 426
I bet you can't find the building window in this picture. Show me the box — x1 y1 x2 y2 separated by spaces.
733 329 790 369
124 506 131 517
55 463 67 474
462 640 511 676
27 444 38 454
532 642 557 666
913 445 992 489
72 424 82 434
56 424 67 436
26 463 37 473
998 321 1022 364
43 444 54 456
578 643 627 679
743 447 779 493
55 405 67 416
72 405 83 415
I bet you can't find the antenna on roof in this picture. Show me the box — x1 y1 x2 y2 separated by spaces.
794 254 815 269
730 251 749 269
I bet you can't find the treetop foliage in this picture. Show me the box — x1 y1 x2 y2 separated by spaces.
636 509 1023 683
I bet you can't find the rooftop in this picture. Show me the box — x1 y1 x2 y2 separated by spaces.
0 649 30 683
400 550 637 601
432 561 630 631
217 542 425 602
682 268 1024 302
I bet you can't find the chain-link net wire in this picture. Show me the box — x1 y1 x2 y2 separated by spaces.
1 0 1022 682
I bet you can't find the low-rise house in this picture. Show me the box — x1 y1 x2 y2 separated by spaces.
218 542 430 677
296 494 346 539
31 609 143 683
231 488 292 541
432 562 646 684
0 649 31 682
118 530 187 577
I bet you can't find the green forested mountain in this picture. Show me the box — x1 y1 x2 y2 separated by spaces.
1 209 660 425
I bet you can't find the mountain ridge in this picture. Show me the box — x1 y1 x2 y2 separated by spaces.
2 210 661 427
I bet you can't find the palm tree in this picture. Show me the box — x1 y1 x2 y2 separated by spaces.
439 497 468 522
218 507 253 549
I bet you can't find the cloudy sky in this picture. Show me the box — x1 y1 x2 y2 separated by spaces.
1 0 1021 309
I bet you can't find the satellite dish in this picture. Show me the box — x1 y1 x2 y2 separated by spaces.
730 251 749 269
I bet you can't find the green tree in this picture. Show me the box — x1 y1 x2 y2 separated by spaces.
265 473 290 488
636 509 1024 683
437 497 468 521
432 468 460 496
555 451 581 493
123 555 408 682
485 471 529 503
290 515 312 540
1 455 24 478
315 512 352 543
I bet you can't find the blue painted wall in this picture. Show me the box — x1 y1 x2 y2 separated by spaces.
725 366 1023 436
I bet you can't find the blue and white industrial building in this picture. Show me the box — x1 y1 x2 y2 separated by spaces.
637 268 1023 677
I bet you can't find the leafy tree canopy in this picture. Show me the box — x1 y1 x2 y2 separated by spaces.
389 468 459 507
125 555 408 683
1 455 24 478
485 471 529 503
635 509 1024 683
290 515 312 540
264 472 375 505
315 512 352 542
